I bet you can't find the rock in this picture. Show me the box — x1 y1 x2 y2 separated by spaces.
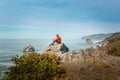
86 39 93 44
96 42 102 47
44 43 94 62
44 43 69 53
85 47 95 56
56 49 86 62
23 45 35 53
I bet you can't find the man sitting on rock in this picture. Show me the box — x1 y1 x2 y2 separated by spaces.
51 34 62 45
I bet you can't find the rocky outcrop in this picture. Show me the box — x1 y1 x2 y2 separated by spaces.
23 45 35 53
44 43 93 62
86 39 93 44
44 43 69 53
98 32 120 56
101 32 120 47
57 49 86 62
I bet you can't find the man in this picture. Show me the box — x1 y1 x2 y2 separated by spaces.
52 34 62 45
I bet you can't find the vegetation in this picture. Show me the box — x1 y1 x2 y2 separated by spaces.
62 60 119 80
103 32 120 43
3 52 120 80
101 32 120 56
3 53 65 80
104 40 120 56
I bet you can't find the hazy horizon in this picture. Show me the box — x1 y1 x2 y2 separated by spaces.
0 0 120 39
0 32 118 40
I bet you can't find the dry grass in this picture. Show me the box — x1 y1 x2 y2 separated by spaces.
61 54 120 80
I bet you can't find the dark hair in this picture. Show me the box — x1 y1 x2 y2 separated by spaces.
56 34 59 36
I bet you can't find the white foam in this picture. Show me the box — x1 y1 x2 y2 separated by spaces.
0 49 3 52
0 49 10 53
0 62 14 67
93 40 102 43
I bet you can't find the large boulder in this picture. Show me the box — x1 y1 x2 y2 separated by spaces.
58 49 86 62
44 43 69 53
44 43 95 62
44 43 87 62
23 45 35 53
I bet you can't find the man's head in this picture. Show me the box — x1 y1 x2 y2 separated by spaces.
56 34 59 37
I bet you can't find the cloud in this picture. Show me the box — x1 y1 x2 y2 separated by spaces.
1 0 120 25
0 0 120 39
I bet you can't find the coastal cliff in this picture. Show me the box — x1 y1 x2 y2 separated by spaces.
82 33 113 41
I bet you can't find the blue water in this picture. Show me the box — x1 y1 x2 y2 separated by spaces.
0 39 96 78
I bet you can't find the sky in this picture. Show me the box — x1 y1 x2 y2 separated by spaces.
0 0 120 39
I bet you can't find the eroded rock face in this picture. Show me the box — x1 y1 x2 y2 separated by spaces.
44 43 69 53
23 45 35 53
58 49 86 62
43 44 95 62
85 47 95 56
44 43 88 62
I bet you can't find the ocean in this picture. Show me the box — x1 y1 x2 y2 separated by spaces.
0 39 96 78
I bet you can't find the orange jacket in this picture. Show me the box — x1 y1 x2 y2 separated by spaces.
56 36 62 43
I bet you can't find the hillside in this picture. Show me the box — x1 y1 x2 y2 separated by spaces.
102 32 120 44
100 32 120 56
82 33 113 41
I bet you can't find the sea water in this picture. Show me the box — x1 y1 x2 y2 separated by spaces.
0 39 97 78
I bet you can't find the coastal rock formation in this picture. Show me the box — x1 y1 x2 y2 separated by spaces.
101 32 120 47
44 43 89 62
99 32 120 56
58 49 86 62
23 45 35 53
86 39 93 44
44 43 69 53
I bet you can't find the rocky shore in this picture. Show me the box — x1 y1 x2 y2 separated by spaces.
5 32 120 80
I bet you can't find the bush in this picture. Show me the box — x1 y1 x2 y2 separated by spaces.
3 53 65 80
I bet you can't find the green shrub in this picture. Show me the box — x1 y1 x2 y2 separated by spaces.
3 53 65 80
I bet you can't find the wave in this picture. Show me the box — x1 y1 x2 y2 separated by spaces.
0 49 8 53
0 62 14 67
0 62 14 79
0 50 14 54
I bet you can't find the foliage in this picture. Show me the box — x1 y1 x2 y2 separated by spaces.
3 53 65 80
